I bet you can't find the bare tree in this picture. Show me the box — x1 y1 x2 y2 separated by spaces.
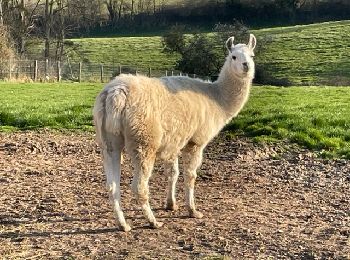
10 0 41 56
44 0 53 59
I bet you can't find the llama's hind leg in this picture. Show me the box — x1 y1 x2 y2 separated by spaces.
183 144 204 219
165 158 179 211
103 135 131 232
131 151 163 228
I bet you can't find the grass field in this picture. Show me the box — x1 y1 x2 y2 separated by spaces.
0 83 100 131
26 20 350 85
1 82 350 158
254 20 350 85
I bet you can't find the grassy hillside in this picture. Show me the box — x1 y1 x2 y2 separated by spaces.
254 20 350 85
26 20 350 85
1 83 350 158
27 36 180 72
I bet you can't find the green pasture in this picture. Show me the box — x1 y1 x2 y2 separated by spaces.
26 20 350 85
1 82 350 158
254 20 350 85
0 83 100 131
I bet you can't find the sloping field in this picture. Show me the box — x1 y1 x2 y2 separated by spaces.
255 20 350 85
26 20 350 85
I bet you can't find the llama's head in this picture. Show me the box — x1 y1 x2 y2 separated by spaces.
225 34 256 79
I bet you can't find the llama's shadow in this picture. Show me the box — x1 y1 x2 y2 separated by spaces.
0 209 188 239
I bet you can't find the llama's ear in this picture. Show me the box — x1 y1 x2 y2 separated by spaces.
226 36 234 52
248 34 257 50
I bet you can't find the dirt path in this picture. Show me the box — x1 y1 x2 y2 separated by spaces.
0 131 349 259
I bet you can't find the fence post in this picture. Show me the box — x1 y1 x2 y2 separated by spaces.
57 61 61 82
193 74 196 78
45 59 49 81
100 64 104 83
79 62 82 83
34 60 38 82
119 65 122 75
148 67 151 77
8 59 12 80
180 72 182 76
165 70 168 76
171 71 174 76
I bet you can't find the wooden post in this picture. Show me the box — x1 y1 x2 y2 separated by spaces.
8 59 12 80
100 64 104 83
57 61 61 82
119 65 122 75
45 59 49 81
148 67 151 77
34 60 38 82
180 72 182 76
171 71 174 76
79 62 82 83
193 74 196 78
165 70 168 76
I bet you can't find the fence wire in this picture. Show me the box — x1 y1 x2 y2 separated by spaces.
0 59 208 83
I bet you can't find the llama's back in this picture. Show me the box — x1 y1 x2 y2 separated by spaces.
94 74 226 157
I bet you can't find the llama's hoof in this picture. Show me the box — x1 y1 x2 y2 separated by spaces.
165 202 179 211
189 210 203 219
150 221 164 229
120 224 132 232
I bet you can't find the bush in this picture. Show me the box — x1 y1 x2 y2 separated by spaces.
162 21 250 77
0 25 16 60
162 25 186 54
162 21 280 83
177 34 222 76
214 20 250 53
0 25 16 72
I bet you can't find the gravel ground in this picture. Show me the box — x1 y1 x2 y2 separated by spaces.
0 131 349 259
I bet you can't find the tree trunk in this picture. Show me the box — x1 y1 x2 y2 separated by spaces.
118 0 123 20
44 0 50 59
0 0 4 26
131 0 134 17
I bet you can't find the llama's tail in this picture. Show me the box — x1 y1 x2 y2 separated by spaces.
93 82 129 148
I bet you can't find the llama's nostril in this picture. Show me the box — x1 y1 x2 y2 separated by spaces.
243 62 249 72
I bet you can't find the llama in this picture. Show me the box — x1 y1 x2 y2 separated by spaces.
93 34 257 231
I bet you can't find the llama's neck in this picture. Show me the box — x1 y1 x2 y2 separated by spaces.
214 61 253 120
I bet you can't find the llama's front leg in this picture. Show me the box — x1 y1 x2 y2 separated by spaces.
165 158 179 211
131 153 163 228
103 148 131 232
183 144 204 218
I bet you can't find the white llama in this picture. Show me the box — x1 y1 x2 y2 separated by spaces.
93 34 257 231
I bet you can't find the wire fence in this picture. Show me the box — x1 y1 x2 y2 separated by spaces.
0 59 207 83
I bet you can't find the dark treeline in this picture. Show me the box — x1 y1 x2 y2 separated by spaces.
156 0 350 28
0 0 349 60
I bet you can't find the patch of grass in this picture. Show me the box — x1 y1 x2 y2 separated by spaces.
26 36 180 73
26 20 350 85
254 20 350 85
1 83 350 158
226 86 350 158
0 82 101 131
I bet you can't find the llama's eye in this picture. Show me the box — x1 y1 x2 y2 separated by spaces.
232 56 236 60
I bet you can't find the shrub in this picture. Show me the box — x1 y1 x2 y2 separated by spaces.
162 25 186 54
0 25 16 62
176 34 222 76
